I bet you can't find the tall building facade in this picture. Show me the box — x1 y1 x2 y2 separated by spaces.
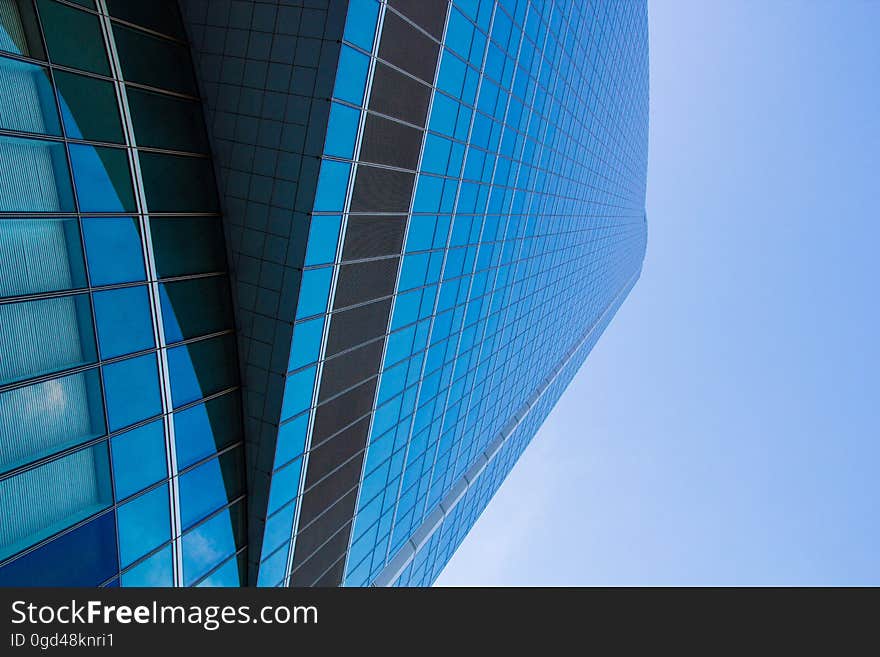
0 0 648 587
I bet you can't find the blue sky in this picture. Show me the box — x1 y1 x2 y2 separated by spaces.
437 0 880 585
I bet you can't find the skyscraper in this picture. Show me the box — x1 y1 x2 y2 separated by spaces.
0 0 648 587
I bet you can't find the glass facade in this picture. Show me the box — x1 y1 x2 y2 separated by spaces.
0 0 244 587
1 0 647 588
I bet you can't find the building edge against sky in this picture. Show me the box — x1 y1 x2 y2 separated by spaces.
0 0 648 587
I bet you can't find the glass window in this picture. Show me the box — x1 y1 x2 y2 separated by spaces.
304 215 341 266
0 57 60 135
68 144 136 213
0 134 74 212
324 103 359 159
172 393 241 469
0 293 97 386
196 553 244 587
0 218 86 297
266 456 302 514
113 23 196 95
81 217 145 285
150 217 226 278
110 419 166 501
288 317 324 372
281 366 316 421
262 502 295 556
0 511 117 587
103 353 162 431
106 0 185 40
181 501 244 585
0 442 111 561
139 152 219 213
54 70 124 143
120 543 173 586
167 334 237 408
295 267 332 319
178 447 244 530
159 276 232 344
36 0 109 75
0 368 105 474
344 0 379 51
275 412 308 468
116 483 170 567
94 285 154 359
333 45 369 105
313 160 350 212
0 0 46 59
127 87 208 153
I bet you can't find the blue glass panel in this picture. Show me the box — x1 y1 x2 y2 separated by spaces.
267 457 302 514
333 45 369 105
81 217 145 285
344 0 379 51
0 442 111 561
120 544 173 587
262 502 295 556
173 393 241 469
324 103 360 159
0 368 105 474
103 353 162 432
281 367 316 421
197 554 243 587
167 335 237 408
181 501 243 586
110 420 166 501
0 512 117 587
313 160 350 212
0 218 86 298
288 317 325 371
0 134 74 212
275 412 308 468
68 144 136 213
295 267 332 319
304 215 341 266
178 448 243 530
257 545 288 587
117 483 171 567
93 285 154 359
0 56 60 135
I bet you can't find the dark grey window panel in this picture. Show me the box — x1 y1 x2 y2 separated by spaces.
312 381 376 444
378 11 439 83
360 114 423 170
368 63 432 127
342 215 407 261
310 556 347 587
290 497 356 585
305 416 371 485
350 165 414 213
389 0 448 39
290 518 352 586
318 340 385 402
325 299 392 356
332 257 400 310
297 458 363 530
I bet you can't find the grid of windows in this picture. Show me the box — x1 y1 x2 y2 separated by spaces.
266 0 649 587
0 0 245 587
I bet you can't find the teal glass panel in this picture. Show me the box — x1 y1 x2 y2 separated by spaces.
0 134 74 212
0 56 60 135
81 217 145 286
36 0 109 75
93 285 154 359
0 217 86 297
55 70 124 143
0 0 46 58
68 144 136 213
150 217 226 278
167 334 237 408
159 276 232 344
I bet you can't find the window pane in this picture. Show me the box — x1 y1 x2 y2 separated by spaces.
0 56 60 135
110 419 166 501
106 0 185 40
113 23 196 95
288 317 325 371
0 368 105 474
0 442 112 561
68 144 136 213
173 393 242 469
295 267 333 319
159 276 232 344
181 500 244 585
0 293 97 386
0 218 86 297
93 285 154 359
36 0 109 75
54 70 124 143
0 0 46 58
304 215 341 266
0 134 74 212
120 543 172 586
167 335 237 408
196 553 245 587
103 353 162 431
150 217 226 278
127 87 208 153
139 152 219 213
116 483 170 567
81 217 145 286
178 447 244 530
